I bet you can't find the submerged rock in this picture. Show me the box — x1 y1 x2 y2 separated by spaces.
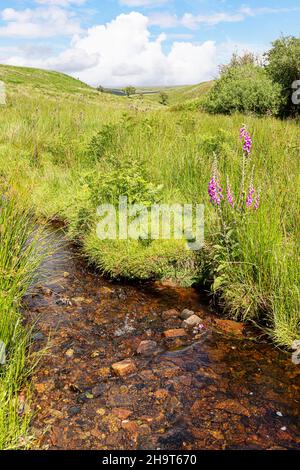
112 408 132 420
179 309 194 320
163 328 187 338
68 406 81 417
182 314 202 328
137 340 157 356
91 383 106 398
214 319 245 336
111 359 137 377
162 309 179 320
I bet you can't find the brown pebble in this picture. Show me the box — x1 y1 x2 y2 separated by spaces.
162 309 179 320
137 340 157 356
111 359 137 377
163 328 187 338
112 408 132 420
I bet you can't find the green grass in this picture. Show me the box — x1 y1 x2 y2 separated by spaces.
0 64 299 351
0 193 49 449
0 62 299 448
0 64 96 96
129 81 213 108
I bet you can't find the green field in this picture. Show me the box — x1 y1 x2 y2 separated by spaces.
0 64 299 448
134 81 214 106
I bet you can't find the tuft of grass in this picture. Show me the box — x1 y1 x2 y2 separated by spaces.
0 193 49 449
84 233 198 286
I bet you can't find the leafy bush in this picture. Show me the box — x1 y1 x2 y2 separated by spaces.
159 92 169 106
265 36 300 117
123 86 136 97
87 159 163 207
87 123 119 161
198 129 232 156
203 62 281 116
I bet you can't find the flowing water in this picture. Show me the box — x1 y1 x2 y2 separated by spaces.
24 235 300 450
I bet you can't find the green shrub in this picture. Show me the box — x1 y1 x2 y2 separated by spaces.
265 35 300 117
203 63 281 116
87 123 119 161
198 129 232 156
87 159 163 207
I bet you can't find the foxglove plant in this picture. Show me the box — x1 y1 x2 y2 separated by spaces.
206 126 261 302
240 125 253 156
208 126 260 213
246 183 255 208
254 192 260 211
226 177 234 208
208 158 223 206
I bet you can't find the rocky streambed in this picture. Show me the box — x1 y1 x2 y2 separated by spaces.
24 237 300 450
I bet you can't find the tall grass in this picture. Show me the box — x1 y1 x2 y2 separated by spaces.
0 193 48 449
0 66 299 348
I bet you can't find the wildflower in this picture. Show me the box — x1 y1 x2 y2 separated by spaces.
246 183 255 208
226 177 234 208
254 192 260 211
208 176 223 205
240 125 252 155
193 323 205 334
208 157 223 205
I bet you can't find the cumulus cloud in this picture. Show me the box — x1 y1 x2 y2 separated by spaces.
1 12 218 87
0 6 81 38
54 12 217 86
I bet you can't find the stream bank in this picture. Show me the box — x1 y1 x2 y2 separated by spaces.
24 237 300 450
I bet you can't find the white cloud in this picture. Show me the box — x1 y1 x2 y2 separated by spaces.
181 12 245 29
119 0 169 6
148 12 178 28
35 0 87 5
1 12 218 87
148 6 300 30
148 11 246 30
0 6 82 38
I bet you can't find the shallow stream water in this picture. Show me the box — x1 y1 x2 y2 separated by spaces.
24 235 300 450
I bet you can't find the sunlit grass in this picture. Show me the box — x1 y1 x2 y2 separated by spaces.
0 65 299 352
0 193 51 449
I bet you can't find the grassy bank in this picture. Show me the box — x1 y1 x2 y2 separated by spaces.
0 64 299 350
0 192 48 449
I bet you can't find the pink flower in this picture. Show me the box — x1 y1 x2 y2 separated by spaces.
226 178 234 208
208 176 223 206
240 126 252 156
246 184 255 208
254 193 260 210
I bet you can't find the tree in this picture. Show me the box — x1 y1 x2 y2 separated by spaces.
159 91 169 106
97 85 105 93
203 53 281 116
219 51 259 74
264 36 300 117
123 86 136 97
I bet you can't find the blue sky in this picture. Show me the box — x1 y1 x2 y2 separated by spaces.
0 1 299 86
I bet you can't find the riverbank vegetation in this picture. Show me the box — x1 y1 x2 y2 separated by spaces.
0 192 48 448
0 53 299 351
0 38 300 447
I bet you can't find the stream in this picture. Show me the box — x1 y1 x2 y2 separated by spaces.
24 234 300 450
